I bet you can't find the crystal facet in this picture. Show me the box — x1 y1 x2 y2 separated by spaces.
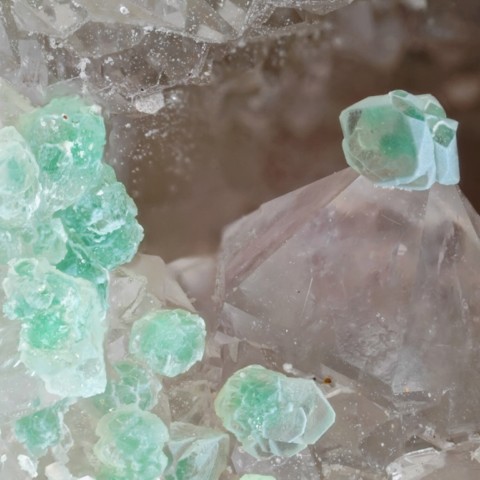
340 90 459 190
214 365 335 458
129 309 206 377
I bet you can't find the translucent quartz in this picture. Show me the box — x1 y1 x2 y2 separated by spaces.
240 476 277 480
58 166 144 270
2 258 107 397
94 406 169 480
15 402 67 457
92 360 162 413
214 365 335 458
129 309 206 377
0 126 40 227
17 96 106 213
340 90 459 190
165 422 230 480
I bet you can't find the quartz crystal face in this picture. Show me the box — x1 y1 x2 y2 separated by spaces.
214 365 335 458
340 90 459 190
129 308 206 377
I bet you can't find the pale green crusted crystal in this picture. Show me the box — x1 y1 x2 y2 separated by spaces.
165 423 230 480
129 309 206 378
0 126 40 228
340 90 459 190
2 258 107 397
58 164 144 270
214 365 335 458
93 360 162 413
15 402 67 457
17 96 106 213
94 406 169 480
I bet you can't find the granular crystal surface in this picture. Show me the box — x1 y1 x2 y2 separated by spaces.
340 90 459 190
214 364 335 458
129 308 206 377
94 406 169 480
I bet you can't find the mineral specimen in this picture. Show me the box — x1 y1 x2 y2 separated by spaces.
214 365 335 458
240 475 276 480
93 406 169 480
165 422 230 480
129 308 206 377
340 90 459 190
3 258 106 397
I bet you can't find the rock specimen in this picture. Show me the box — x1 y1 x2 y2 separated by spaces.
340 90 459 189
214 365 335 458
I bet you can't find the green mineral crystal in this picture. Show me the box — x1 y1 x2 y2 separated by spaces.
2 258 106 397
93 360 162 413
214 365 335 458
58 166 144 270
17 96 106 212
165 423 230 480
129 309 206 377
0 126 40 227
94 406 169 480
240 476 277 480
340 90 459 190
15 402 66 457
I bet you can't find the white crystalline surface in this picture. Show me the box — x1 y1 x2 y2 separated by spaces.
216 167 480 477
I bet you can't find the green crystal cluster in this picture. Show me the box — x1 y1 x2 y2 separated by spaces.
94 406 169 480
0 96 143 398
340 90 459 190
214 365 335 458
129 309 206 377
165 423 230 480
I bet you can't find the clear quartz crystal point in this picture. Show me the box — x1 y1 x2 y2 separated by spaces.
340 90 459 190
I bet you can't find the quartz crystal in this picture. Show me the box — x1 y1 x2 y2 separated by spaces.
129 308 206 377
214 365 335 458
165 422 230 480
340 90 459 190
93 406 169 480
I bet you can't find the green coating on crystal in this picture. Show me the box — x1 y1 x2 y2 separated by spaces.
214 365 336 458
340 90 459 190
2 258 106 397
129 309 206 378
15 402 66 457
17 96 106 213
240 476 277 480
93 360 162 413
0 126 40 227
165 422 230 480
58 165 144 270
94 406 169 480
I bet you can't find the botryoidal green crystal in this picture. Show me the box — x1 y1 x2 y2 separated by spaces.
129 309 206 377
340 90 459 190
94 406 169 480
14 402 67 457
214 365 335 458
165 423 230 480
17 96 106 213
93 360 162 413
2 258 106 397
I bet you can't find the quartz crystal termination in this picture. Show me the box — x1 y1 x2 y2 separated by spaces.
214 365 335 458
340 90 459 190
216 96 480 476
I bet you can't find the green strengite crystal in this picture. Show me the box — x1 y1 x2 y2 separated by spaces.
2 258 107 397
129 309 206 378
94 406 169 480
340 90 459 190
214 365 335 458
165 423 230 480
15 402 67 457
17 96 106 213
